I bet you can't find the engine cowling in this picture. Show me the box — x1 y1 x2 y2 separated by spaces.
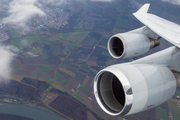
108 33 160 59
94 63 176 116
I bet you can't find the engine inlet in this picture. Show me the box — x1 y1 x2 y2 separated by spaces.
96 71 125 114
94 67 133 116
108 37 124 58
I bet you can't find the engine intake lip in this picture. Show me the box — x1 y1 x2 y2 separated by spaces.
108 35 127 59
94 67 133 116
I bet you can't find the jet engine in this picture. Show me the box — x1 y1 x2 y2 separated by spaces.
94 64 177 116
94 3 180 117
108 33 160 59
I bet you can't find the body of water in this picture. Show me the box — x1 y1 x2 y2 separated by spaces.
0 103 67 120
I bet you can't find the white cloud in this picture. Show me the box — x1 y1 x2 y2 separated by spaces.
130 0 143 9
2 0 45 30
6 45 19 53
0 46 14 79
90 0 113 2
1 0 115 32
45 0 67 6
43 0 113 4
27 52 38 57
161 0 180 5
20 39 29 47
2 0 113 28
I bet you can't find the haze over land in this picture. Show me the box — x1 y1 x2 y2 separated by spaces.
0 0 179 120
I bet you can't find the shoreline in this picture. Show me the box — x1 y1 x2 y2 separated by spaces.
0 94 67 120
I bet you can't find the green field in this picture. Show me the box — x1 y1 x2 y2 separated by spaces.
101 51 109 56
41 52 49 59
78 58 86 61
82 17 99 23
73 24 84 30
55 72 61 79
156 107 168 120
90 69 98 74
31 46 43 55
171 111 180 120
50 32 89 44
168 99 180 113
173 91 180 96
168 99 180 120
60 79 69 85
10 35 47 49
13 65 21 70
36 65 50 72
53 50 59 56
80 66 89 72
73 94 84 102
78 85 84 91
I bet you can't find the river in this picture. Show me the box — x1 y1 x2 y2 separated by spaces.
0 103 67 120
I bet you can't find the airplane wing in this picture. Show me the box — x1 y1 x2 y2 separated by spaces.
94 3 180 117
133 4 180 48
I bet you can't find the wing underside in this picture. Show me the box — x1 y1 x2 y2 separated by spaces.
133 4 180 48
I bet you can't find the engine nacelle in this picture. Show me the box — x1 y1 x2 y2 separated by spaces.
94 64 176 116
108 33 160 59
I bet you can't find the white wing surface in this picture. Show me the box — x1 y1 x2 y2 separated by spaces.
133 4 180 48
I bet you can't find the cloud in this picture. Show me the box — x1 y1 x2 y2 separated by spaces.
0 46 14 79
20 39 29 47
43 0 113 4
27 52 38 57
44 0 67 6
161 0 180 5
90 0 113 2
2 0 113 28
2 0 45 30
6 45 19 53
130 0 143 9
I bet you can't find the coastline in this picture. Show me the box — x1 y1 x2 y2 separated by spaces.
0 94 67 120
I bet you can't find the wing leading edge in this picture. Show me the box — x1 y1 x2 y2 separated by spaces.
133 4 180 48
